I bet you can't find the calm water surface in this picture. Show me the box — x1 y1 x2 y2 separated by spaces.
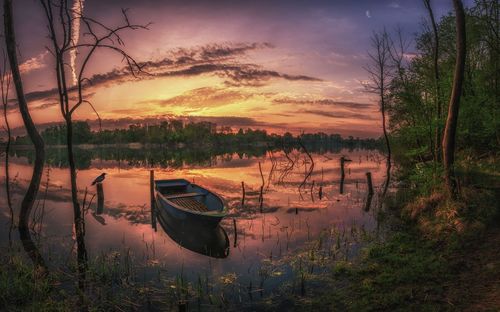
0 146 388 304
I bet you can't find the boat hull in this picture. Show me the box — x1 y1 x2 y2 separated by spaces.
156 196 224 228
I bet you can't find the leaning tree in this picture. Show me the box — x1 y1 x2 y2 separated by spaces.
4 0 48 274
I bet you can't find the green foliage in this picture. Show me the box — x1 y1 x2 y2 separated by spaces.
0 253 64 311
407 162 442 196
389 0 500 160
349 231 450 312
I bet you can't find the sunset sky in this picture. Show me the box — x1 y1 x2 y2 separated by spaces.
4 0 466 138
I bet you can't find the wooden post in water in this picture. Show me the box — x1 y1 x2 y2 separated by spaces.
340 157 346 177
340 157 346 194
259 189 264 213
233 218 237 248
241 181 246 208
310 180 315 202
366 172 374 195
318 186 323 200
96 183 104 215
258 162 264 212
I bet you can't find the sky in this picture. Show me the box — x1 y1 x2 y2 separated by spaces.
3 0 470 138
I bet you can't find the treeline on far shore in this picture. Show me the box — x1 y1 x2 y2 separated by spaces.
4 120 382 149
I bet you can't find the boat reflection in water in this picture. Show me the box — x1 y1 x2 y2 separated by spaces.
154 205 230 259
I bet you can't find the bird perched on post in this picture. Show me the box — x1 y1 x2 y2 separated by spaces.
91 173 107 186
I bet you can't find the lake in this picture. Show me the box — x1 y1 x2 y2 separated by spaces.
0 145 389 309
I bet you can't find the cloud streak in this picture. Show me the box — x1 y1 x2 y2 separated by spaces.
273 97 374 110
19 51 49 74
137 43 321 86
84 42 320 87
296 109 377 120
137 87 256 109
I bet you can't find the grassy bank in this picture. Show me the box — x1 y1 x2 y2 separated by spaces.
296 154 500 311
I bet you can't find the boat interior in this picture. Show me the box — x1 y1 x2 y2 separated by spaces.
156 179 224 213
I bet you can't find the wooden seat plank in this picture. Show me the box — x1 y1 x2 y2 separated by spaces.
165 192 204 199
170 197 208 212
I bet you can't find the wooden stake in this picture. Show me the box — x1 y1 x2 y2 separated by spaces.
310 180 315 202
259 186 264 213
233 218 237 248
366 172 374 195
340 157 346 194
96 183 104 215
241 181 246 208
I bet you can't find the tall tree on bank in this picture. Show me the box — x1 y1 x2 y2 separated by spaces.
4 0 48 274
4 0 47 231
423 0 443 162
365 29 393 169
443 0 466 196
39 0 148 290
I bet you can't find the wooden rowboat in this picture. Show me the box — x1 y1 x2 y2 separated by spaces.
154 179 227 228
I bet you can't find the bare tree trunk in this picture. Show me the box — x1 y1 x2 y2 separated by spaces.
66 118 87 288
423 0 443 162
381 96 391 164
443 0 466 196
365 30 392 166
19 227 48 277
4 0 47 274
380 83 392 207
365 30 392 200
